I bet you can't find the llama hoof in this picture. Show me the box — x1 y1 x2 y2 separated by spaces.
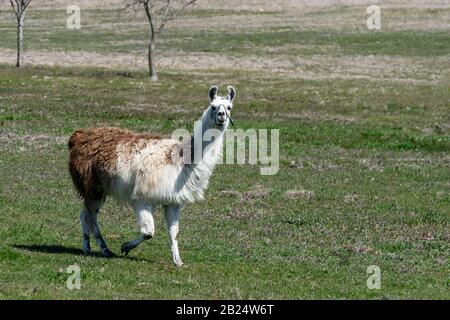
174 260 184 268
121 242 131 255
83 249 92 256
102 249 116 258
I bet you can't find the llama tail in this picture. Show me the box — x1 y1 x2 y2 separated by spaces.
68 129 101 201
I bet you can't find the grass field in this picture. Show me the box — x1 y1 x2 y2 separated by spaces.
0 0 449 299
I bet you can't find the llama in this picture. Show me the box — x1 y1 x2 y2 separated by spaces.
68 85 236 266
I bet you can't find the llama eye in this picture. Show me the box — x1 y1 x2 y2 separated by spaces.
211 106 216 111
227 106 231 111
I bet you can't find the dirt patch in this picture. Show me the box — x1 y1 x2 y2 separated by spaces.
343 243 376 254
0 48 446 84
220 190 242 198
110 103 192 114
358 158 385 172
226 208 259 220
0 132 68 150
221 186 269 220
242 185 270 199
3 0 448 33
220 185 270 202
7 0 448 11
285 189 316 199
343 192 360 204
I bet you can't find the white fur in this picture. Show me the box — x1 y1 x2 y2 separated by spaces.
111 100 229 206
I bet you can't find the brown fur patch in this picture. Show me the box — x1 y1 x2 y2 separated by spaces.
68 127 163 202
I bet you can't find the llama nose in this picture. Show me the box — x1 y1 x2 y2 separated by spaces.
218 110 225 117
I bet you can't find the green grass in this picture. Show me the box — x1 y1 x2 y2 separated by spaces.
1 8 450 56
0 5 449 299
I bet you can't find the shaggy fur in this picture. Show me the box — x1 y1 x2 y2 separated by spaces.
68 127 164 203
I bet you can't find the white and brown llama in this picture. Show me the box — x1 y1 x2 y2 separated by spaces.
68 85 236 266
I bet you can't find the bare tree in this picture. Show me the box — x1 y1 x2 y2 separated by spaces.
9 0 33 67
124 0 197 80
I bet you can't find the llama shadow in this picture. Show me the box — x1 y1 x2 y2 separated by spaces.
12 244 156 263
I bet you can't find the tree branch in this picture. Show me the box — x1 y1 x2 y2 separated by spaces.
158 0 171 31
10 0 33 18
9 0 19 18
158 0 196 33
22 0 33 13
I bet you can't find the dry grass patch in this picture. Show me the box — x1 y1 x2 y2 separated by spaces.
285 189 316 200
0 132 67 150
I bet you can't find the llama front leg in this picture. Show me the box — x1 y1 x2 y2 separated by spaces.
164 205 183 267
121 202 155 255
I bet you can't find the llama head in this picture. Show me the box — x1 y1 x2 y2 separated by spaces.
205 85 236 129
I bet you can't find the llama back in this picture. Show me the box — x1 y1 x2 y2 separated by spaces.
68 127 163 202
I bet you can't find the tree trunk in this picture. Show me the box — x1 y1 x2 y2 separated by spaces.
148 34 158 81
16 13 25 67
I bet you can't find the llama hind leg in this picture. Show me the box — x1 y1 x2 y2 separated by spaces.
80 208 92 255
85 199 115 258
121 202 155 255
164 205 183 267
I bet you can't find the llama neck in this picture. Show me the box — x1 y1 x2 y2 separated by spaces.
171 114 226 203
185 112 226 169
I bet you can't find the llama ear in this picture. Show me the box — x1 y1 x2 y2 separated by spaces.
227 86 236 103
209 85 219 102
